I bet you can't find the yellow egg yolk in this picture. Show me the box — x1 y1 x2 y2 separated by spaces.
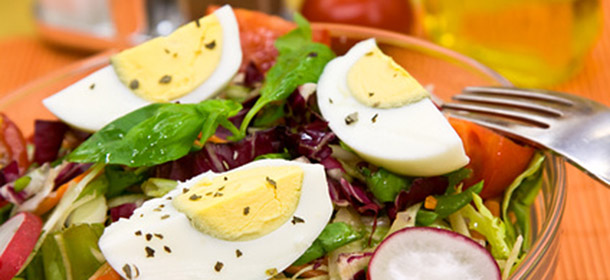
347 46 429 108
172 166 304 241
111 14 223 102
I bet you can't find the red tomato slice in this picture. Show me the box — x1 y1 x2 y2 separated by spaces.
449 118 535 199
0 114 29 173
207 6 331 73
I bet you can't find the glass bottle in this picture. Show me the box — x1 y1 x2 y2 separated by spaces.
421 0 602 87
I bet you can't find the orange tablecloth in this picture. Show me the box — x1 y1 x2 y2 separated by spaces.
1 2 609 280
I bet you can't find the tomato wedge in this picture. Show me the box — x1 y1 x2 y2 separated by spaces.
0 114 29 173
207 6 331 73
449 118 535 199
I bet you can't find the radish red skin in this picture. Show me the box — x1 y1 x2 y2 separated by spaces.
0 212 43 280
367 227 501 280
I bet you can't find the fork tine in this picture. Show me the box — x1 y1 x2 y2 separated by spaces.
442 102 552 128
464 86 575 106
452 94 565 117
443 111 544 146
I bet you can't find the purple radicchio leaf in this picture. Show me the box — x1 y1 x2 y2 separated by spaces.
339 178 381 216
110 203 137 222
387 176 449 220
54 162 92 191
154 127 285 181
33 120 69 165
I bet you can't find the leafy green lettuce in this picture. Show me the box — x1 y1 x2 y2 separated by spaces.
502 153 545 250
460 192 511 259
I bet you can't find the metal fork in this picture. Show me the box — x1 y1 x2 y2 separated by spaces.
441 86 610 187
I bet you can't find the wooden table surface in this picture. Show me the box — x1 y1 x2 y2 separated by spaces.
1 0 609 279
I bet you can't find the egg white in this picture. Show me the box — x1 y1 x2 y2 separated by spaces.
42 5 242 132
316 38 469 176
98 159 333 280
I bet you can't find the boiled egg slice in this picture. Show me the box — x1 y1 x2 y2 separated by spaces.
98 159 333 280
316 38 469 177
43 5 241 132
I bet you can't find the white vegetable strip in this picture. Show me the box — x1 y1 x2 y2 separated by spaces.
41 164 104 238
502 235 524 280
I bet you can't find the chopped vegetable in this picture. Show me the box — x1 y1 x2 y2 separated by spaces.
362 167 410 203
367 227 501 280
0 212 42 280
294 222 362 265
449 118 535 198
460 192 511 259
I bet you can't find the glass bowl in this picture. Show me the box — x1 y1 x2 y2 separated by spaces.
1 23 566 280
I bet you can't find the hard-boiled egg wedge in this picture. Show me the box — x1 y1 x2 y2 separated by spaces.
43 5 241 132
316 38 469 176
98 159 333 280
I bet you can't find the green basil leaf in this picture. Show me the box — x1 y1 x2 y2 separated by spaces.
235 16 335 139
68 99 242 167
105 165 149 198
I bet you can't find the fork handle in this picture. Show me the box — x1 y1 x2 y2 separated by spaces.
551 113 610 187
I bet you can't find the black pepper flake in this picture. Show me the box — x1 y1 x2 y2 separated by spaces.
146 233 153 241
329 98 333 104
89 83 95 90
122 264 132 279
183 188 189 193
195 18 201 27
266 177 277 188
368 92 375 97
135 230 142 236
154 233 164 239
159 204 165 208
213 192 223 197
159 75 172 84
161 214 170 220
214 261 224 272
371 113 379 123
235 249 243 258
164 246 172 253
243 206 250 216
129 79 139 90
145 246 155 258
206 192 213 196
189 194 202 201
218 186 225 191
166 196 172 200
308 52 318 57
164 48 170 54
345 112 359 125
205 40 216 50
224 176 228 181
140 214 144 218
291 216 305 225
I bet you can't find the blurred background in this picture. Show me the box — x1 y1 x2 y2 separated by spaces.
0 0 608 279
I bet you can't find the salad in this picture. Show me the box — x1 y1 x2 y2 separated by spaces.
0 5 545 280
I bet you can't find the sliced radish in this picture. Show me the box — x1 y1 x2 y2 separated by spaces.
368 227 501 280
0 212 43 280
